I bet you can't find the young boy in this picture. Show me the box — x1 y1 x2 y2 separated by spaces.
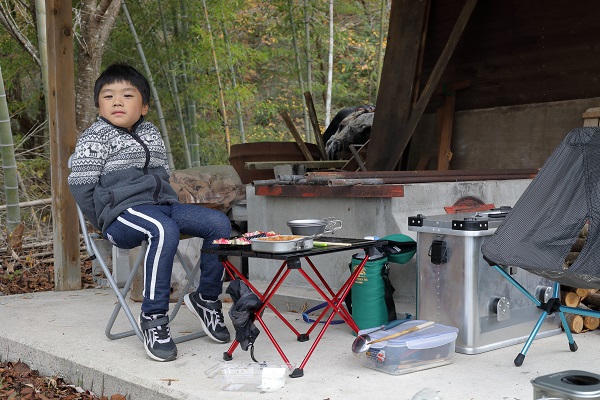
68 63 231 362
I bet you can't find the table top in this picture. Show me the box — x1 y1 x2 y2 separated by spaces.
204 237 387 260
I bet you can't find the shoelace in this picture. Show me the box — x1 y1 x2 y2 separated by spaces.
153 323 172 341
215 308 226 326
145 314 172 342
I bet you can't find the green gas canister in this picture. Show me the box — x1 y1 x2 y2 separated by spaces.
349 252 390 330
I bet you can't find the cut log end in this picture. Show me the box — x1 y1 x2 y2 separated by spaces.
561 291 581 308
564 314 584 334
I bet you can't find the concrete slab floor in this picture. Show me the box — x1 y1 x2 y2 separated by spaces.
1 287 599 400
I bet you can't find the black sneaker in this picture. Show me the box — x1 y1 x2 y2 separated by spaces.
138 312 177 362
184 292 230 343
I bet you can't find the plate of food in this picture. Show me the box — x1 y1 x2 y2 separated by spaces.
250 235 314 253
213 231 279 247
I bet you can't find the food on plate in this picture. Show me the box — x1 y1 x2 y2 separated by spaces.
243 230 278 238
213 230 280 245
213 237 252 245
255 235 305 242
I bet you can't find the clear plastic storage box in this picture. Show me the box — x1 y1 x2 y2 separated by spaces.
357 320 458 375
205 362 289 392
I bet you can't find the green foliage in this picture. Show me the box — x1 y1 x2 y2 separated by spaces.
0 0 389 172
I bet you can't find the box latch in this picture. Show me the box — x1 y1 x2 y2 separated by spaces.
428 240 448 264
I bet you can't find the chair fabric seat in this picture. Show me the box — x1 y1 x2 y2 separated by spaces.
482 126 600 289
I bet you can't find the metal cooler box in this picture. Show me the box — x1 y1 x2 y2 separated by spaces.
407 209 562 354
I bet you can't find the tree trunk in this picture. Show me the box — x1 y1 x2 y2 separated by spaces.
288 0 310 142
324 0 334 127
75 0 122 134
35 0 49 155
303 0 313 132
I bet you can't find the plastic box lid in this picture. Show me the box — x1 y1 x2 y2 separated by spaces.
359 319 458 350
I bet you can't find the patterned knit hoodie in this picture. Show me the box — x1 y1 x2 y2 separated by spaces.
68 116 178 234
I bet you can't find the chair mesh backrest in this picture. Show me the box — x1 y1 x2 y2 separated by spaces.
482 126 600 289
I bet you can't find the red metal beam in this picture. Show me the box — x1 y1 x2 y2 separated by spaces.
254 185 404 198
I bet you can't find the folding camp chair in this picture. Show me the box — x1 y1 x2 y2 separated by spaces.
69 155 206 344
482 125 600 366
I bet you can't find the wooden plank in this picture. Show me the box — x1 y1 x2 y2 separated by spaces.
46 0 81 290
303 92 328 160
582 109 600 118
245 160 348 170
367 0 429 171
349 145 367 171
583 107 600 127
280 111 315 161
254 184 404 198
342 141 369 171
368 0 479 171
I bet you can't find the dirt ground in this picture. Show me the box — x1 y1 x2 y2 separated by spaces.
0 258 126 399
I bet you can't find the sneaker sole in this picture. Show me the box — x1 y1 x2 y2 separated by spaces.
137 314 177 362
184 293 229 343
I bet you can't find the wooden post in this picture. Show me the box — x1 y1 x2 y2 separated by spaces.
436 80 470 170
46 0 81 290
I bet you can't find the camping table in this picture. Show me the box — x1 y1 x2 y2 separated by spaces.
204 236 387 378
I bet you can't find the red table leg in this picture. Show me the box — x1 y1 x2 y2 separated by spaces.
220 252 370 378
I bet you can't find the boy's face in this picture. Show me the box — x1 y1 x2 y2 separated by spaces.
97 80 148 131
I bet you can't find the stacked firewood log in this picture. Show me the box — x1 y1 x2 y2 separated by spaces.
560 223 600 333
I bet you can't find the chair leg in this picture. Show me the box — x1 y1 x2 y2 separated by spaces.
92 238 145 341
97 239 207 344
514 308 548 366
557 309 578 353
171 248 206 344
492 267 572 366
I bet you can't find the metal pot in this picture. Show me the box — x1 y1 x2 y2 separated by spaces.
287 218 342 236
250 235 314 253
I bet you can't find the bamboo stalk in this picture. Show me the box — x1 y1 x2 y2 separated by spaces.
0 65 21 233
201 0 231 155
121 0 175 169
157 0 191 169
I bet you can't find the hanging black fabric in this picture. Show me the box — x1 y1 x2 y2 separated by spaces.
225 279 262 351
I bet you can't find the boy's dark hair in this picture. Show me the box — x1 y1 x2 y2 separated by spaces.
93 63 151 107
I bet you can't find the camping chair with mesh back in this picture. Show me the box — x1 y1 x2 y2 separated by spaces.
481 125 600 367
69 155 206 344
